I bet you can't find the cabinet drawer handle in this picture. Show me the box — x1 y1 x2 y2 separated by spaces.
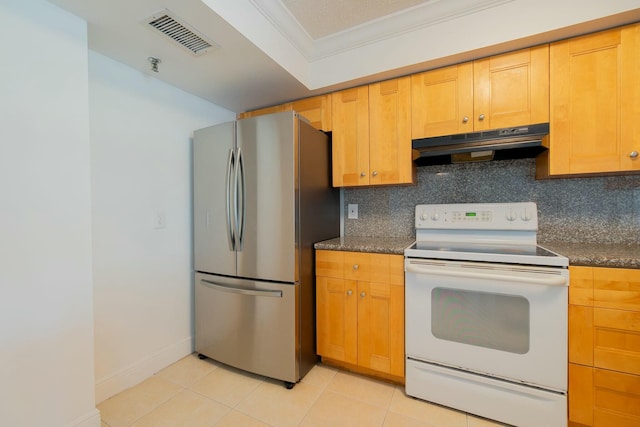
360 292 366 298
347 290 353 296
360 172 366 177
630 151 639 159
353 264 359 270
478 114 485 121
372 170 378 177
462 116 469 123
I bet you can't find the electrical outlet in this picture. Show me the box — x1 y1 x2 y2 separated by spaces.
347 204 358 219
153 210 166 229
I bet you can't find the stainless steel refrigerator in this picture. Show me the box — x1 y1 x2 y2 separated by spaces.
193 111 339 388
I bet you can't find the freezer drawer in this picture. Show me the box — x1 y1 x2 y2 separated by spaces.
195 272 298 383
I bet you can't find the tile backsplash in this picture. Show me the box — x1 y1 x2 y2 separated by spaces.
343 159 640 244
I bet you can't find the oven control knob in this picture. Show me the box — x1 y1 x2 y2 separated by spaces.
420 212 428 221
521 210 532 221
506 210 516 221
431 212 440 221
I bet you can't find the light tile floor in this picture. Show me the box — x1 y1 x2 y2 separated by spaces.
98 354 508 427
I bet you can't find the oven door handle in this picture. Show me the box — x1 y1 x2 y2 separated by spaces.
405 264 568 287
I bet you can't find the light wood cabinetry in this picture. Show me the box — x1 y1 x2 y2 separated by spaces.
539 23 640 177
568 266 640 426
316 250 405 381
237 94 332 131
411 45 549 139
332 77 414 187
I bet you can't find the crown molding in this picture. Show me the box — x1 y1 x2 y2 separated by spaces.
250 0 514 61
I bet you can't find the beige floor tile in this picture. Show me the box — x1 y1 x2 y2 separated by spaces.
131 389 231 427
467 415 510 426
236 378 323 427
383 411 445 427
299 390 387 427
155 354 219 387
214 409 271 427
325 370 395 407
190 364 263 407
98 376 183 427
387 387 466 427
300 363 338 389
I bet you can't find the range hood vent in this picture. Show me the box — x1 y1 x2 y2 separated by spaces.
145 10 218 56
412 123 549 166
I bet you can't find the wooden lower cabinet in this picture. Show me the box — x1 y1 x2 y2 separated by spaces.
568 266 640 426
316 250 404 381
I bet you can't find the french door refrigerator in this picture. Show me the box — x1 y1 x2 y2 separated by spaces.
193 111 339 388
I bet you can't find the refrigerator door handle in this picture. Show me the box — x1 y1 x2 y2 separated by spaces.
236 147 246 251
226 148 235 250
200 279 283 298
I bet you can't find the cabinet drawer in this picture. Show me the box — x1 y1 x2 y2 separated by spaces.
344 252 371 281
316 250 344 278
593 308 640 375
594 268 640 311
594 368 640 426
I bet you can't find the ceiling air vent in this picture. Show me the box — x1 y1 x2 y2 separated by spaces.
145 10 218 56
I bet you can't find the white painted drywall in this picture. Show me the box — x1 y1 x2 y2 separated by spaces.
88 50 235 402
0 1 99 426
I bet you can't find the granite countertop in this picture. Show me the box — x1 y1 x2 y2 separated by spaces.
540 241 640 269
315 237 640 269
314 236 415 255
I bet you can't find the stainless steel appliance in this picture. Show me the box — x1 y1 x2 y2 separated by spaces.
404 202 569 427
193 111 339 388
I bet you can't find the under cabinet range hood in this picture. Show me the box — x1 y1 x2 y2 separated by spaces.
412 123 549 166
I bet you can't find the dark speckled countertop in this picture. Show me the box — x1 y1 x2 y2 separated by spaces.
314 236 414 255
315 238 640 269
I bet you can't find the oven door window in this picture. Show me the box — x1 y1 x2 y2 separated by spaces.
431 287 530 354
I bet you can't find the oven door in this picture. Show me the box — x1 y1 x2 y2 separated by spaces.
405 258 568 391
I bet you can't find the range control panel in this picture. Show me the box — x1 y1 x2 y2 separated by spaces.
415 202 538 231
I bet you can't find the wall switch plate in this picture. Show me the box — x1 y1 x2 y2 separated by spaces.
153 210 166 229
347 204 358 219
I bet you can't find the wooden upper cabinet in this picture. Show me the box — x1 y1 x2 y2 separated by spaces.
332 86 370 186
332 78 414 187
369 77 414 186
411 62 473 137
291 94 332 131
543 23 640 176
412 45 549 139
237 94 332 131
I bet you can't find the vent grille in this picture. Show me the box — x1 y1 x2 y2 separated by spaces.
145 10 218 56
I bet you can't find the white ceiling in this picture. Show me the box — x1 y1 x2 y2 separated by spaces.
47 0 640 113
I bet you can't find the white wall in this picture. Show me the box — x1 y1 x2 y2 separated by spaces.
88 51 235 402
0 1 99 426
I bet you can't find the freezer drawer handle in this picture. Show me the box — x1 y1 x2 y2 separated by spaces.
200 279 283 298
405 263 568 287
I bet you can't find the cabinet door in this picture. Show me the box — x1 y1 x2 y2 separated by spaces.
569 363 594 426
569 304 594 366
332 86 370 186
292 94 331 131
593 368 640 426
593 308 640 376
549 24 640 175
316 276 357 364
411 62 473 138
369 77 414 185
473 45 549 131
357 281 405 377
237 103 291 120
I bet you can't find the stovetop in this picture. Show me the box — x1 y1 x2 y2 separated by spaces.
406 202 568 268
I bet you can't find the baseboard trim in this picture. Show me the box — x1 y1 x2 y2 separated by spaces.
95 336 193 403
67 408 101 427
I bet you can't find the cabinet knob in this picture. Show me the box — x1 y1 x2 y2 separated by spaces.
353 264 359 270
360 172 366 177
360 292 366 298
372 170 378 177
462 116 469 123
478 114 485 121
630 151 639 159
347 290 353 296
